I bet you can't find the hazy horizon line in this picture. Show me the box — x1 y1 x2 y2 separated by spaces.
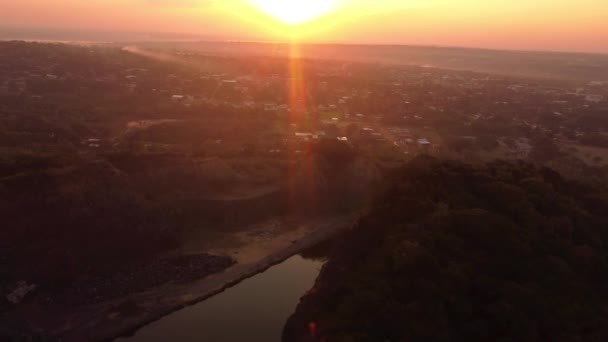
1 24 607 57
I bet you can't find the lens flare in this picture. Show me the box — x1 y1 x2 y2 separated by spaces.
249 0 339 25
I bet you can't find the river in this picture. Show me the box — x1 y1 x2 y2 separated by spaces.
117 255 325 342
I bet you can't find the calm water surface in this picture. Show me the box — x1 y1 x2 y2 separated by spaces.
119 255 325 342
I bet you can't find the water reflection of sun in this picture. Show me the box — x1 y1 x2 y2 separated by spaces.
249 0 339 25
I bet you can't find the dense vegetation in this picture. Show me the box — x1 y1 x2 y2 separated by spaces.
285 156 608 342
2 41 607 340
0 154 175 287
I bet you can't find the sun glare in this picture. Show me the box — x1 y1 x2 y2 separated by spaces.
249 0 339 25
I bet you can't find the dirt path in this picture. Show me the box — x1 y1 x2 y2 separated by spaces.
53 215 356 342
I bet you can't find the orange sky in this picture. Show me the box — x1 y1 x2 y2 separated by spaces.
1 0 607 53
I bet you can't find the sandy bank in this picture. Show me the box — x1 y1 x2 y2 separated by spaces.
52 215 355 342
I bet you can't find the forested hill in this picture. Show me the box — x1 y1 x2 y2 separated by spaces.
284 156 608 342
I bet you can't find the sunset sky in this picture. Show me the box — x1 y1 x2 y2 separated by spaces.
1 0 607 53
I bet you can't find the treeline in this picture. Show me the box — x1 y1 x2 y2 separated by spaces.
0 154 175 290
284 156 608 342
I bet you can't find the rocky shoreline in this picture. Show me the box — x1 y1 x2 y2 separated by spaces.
57 254 236 307
50 215 355 342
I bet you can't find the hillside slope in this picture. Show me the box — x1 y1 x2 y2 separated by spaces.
284 156 608 342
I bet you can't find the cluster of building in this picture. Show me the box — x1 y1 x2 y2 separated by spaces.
3 42 607 160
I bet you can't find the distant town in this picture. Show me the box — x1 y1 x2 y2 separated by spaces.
2 41 607 170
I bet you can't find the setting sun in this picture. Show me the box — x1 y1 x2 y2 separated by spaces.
249 0 339 25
